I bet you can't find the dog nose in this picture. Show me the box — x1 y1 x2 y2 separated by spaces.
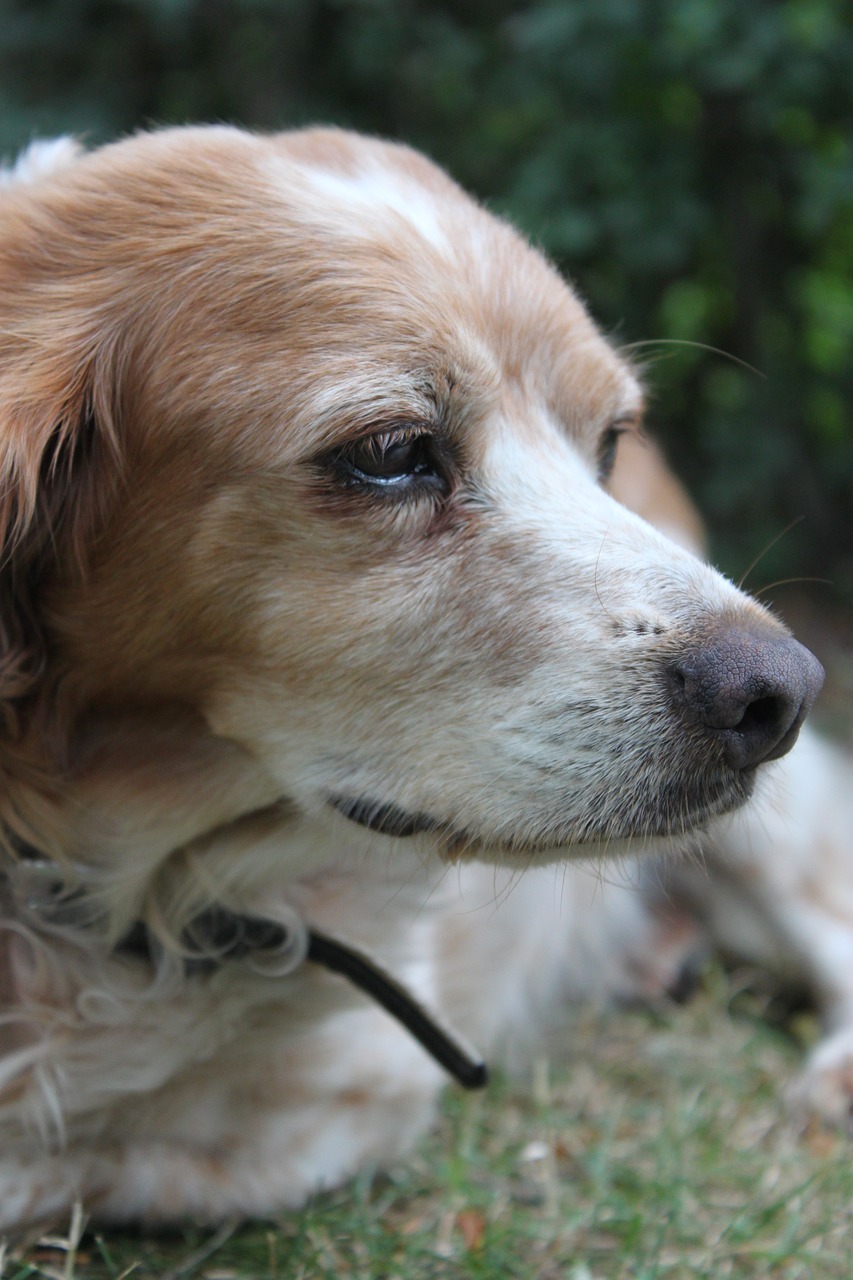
669 627 824 770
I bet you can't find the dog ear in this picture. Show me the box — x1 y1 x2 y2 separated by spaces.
0 330 121 739
0 141 128 741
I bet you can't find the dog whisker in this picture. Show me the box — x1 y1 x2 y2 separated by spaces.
618 337 766 381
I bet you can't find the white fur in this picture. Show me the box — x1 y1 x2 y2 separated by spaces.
0 136 82 188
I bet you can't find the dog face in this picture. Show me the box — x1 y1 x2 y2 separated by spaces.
0 126 822 867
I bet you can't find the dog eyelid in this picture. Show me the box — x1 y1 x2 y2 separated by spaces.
596 417 635 483
323 424 451 497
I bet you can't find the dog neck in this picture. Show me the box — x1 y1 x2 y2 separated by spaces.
115 904 487 1089
1 707 488 1088
3 839 488 1091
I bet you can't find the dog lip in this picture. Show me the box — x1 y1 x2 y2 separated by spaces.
329 794 441 838
331 766 752 854
448 775 755 860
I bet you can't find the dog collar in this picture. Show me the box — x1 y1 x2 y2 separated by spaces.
5 851 488 1092
116 908 487 1090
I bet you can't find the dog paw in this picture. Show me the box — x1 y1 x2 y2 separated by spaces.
789 1028 853 1127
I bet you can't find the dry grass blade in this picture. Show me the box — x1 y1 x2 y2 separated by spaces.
158 1220 239 1280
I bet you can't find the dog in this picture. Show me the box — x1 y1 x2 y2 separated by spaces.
0 125 849 1231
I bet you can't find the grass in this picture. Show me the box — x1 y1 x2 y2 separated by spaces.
4 966 853 1280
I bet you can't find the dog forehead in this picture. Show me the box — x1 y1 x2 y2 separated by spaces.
267 128 467 251
274 155 451 256
259 131 639 441
9 127 636 464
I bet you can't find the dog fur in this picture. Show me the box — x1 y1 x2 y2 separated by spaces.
0 126 849 1230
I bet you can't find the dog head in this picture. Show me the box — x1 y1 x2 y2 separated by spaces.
0 126 823 873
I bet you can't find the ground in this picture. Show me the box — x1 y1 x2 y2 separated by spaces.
4 974 853 1280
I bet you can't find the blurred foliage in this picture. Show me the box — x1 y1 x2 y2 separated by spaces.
1 0 851 595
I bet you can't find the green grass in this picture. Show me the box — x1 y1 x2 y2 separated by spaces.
5 967 853 1280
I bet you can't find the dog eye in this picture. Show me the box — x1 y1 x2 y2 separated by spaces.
597 424 627 483
331 429 446 491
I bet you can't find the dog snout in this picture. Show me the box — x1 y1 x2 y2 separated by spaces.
668 627 825 770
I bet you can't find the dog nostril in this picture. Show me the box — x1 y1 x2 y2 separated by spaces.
736 695 783 738
669 628 824 771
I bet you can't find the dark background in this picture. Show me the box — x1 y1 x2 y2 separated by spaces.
2 0 851 602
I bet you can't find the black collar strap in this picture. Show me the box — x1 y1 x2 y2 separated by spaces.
306 928 488 1090
116 908 488 1091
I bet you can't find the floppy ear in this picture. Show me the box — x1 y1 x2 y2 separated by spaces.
0 246 122 741
0 385 120 739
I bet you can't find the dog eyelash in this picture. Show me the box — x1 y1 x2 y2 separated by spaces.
326 428 450 497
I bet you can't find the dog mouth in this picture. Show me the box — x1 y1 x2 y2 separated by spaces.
329 794 490 859
329 795 443 839
329 768 754 859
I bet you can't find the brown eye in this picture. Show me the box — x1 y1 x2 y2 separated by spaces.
330 428 448 495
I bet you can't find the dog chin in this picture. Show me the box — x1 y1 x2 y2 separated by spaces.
332 767 756 866
437 829 691 867
437 809 727 867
